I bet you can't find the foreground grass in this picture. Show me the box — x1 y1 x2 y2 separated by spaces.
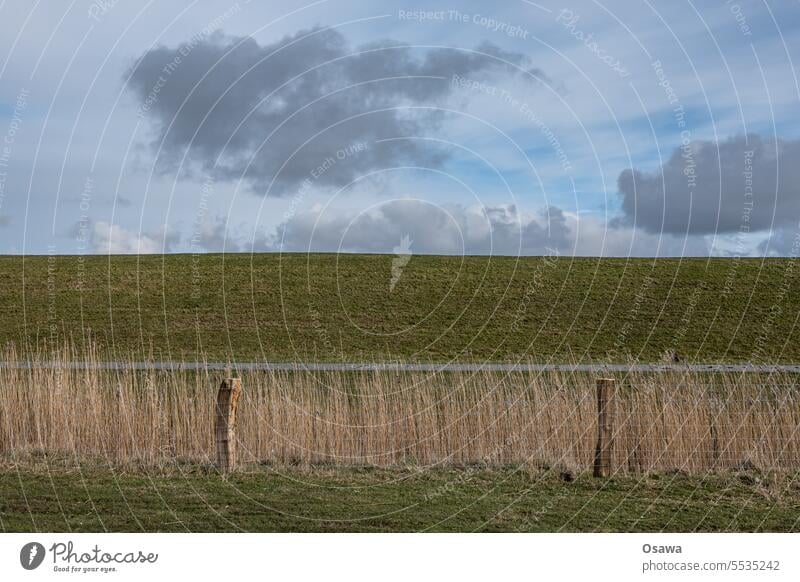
2 463 798 532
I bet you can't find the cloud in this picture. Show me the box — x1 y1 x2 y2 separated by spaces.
247 199 687 256
269 201 569 255
616 133 800 235
190 216 241 252
759 226 800 257
91 221 179 254
235 199 714 257
127 27 541 195
0 215 10 228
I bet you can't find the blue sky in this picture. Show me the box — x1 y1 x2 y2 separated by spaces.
0 0 799 256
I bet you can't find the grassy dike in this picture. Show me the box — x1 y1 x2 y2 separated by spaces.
2 254 799 533
1 253 798 362
1 463 799 532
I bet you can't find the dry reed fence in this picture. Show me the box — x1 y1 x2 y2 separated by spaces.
1 346 799 474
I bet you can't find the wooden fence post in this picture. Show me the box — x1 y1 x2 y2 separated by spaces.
215 377 242 475
593 378 616 478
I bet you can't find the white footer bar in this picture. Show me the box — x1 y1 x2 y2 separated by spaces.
1 533 795 581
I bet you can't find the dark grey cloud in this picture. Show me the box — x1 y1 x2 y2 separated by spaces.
616 133 800 234
126 27 541 195
259 200 569 255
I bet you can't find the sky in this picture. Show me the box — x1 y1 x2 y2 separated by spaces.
0 0 799 257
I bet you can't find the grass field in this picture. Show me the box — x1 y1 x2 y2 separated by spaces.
2 461 798 532
3 253 800 533
2 254 799 362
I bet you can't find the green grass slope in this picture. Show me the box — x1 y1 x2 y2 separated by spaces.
2 464 798 532
1 253 798 362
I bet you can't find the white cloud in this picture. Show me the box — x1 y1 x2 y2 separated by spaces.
249 199 712 257
262 200 565 255
91 222 178 254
